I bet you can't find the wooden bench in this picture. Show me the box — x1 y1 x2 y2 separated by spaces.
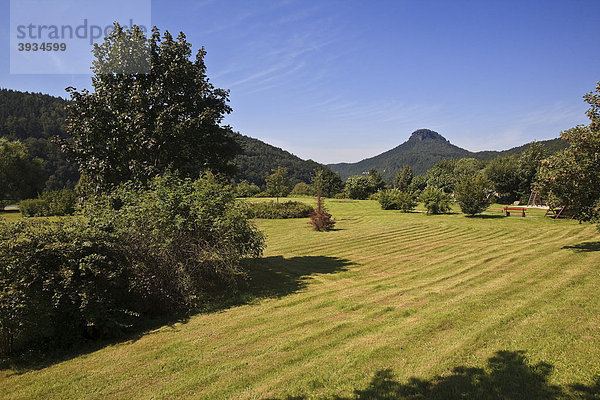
503 206 526 217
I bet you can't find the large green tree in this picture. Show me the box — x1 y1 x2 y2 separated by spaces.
61 24 240 193
484 156 520 204
425 159 457 194
455 174 494 216
344 175 373 200
265 167 291 203
0 138 45 205
394 165 413 191
312 168 343 198
536 82 600 222
515 142 548 202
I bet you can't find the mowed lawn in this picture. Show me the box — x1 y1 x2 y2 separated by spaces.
1 199 600 399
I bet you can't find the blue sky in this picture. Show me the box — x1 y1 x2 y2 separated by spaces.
2 0 599 163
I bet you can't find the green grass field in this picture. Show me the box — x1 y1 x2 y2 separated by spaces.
1 199 599 399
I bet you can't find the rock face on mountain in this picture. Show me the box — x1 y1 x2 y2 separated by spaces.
409 129 447 142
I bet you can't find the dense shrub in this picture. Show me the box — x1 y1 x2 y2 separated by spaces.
344 171 386 200
420 186 452 215
247 200 314 219
344 175 373 199
368 192 381 201
19 189 77 217
0 219 131 355
83 173 265 315
290 182 315 196
455 175 494 215
235 180 261 198
0 173 265 355
17 198 47 217
378 189 417 212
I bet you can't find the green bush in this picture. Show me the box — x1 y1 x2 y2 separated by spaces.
0 173 266 355
378 189 417 212
369 192 381 201
19 189 77 217
235 180 261 198
290 182 315 196
83 173 265 315
455 175 494 215
420 186 452 215
0 219 131 355
344 175 373 199
18 198 47 217
246 200 314 219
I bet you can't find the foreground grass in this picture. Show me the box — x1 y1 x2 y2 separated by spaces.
0 209 21 222
1 199 599 399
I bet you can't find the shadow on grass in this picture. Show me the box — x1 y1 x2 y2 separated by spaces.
563 241 600 253
228 255 353 306
269 351 600 400
1 255 352 374
0 314 190 376
466 214 505 219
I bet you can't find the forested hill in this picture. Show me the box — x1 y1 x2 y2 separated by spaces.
0 89 78 190
234 134 323 186
0 89 68 140
329 129 471 180
329 129 567 182
0 89 323 189
472 137 567 161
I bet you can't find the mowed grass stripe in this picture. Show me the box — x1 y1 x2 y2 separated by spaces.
1 200 599 399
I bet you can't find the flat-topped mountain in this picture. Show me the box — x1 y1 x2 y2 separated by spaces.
329 129 470 180
329 129 566 181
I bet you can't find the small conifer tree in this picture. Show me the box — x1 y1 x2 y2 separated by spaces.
308 188 335 231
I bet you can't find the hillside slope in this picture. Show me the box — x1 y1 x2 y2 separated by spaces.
0 89 324 188
234 134 323 186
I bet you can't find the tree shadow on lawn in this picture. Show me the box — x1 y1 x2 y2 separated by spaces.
269 350 600 400
228 255 353 306
2 255 352 374
466 214 505 219
562 241 600 253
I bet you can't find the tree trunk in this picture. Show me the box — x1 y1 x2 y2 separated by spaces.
0 328 13 356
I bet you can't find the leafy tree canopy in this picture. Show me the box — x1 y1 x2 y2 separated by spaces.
0 138 45 204
455 174 494 215
61 24 240 193
394 165 413 191
265 166 291 202
312 168 344 198
536 83 600 222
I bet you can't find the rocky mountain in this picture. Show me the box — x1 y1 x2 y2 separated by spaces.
329 129 567 181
